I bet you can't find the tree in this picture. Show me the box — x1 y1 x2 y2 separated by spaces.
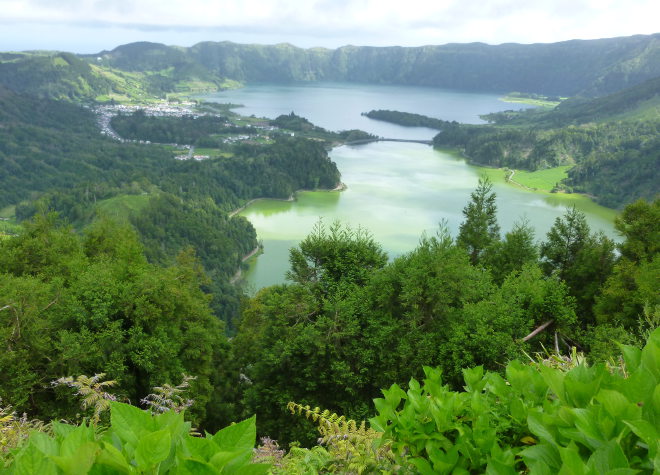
0 214 231 428
540 207 615 322
614 198 659 263
457 176 500 265
594 198 660 330
287 220 388 298
485 217 538 283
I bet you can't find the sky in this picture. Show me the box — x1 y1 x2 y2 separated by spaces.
1 0 659 53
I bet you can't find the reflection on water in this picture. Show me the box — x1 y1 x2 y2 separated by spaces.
240 143 618 290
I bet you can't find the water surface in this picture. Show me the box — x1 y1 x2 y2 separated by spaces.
203 84 617 290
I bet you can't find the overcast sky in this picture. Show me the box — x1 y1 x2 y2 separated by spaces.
1 0 658 53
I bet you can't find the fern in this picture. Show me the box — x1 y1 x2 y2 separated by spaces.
51 373 117 423
140 374 196 414
286 402 393 474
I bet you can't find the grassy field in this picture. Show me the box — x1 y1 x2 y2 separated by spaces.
509 166 572 191
0 205 15 219
500 95 563 108
95 194 152 220
194 148 234 158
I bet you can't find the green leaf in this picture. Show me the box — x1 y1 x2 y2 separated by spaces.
212 416 256 452
409 456 437 475
618 344 642 373
564 365 602 408
29 431 58 456
95 442 133 474
587 439 629 473
558 443 587 475
539 365 566 404
208 450 250 471
176 458 219 474
51 442 99 475
110 402 154 447
428 446 459 472
462 366 485 392
12 443 59 475
519 443 561 470
640 328 660 382
60 423 95 457
383 383 407 409
180 435 220 461
51 421 77 439
622 419 659 448
233 463 272 474
571 408 607 449
596 390 640 421
134 429 171 469
527 411 557 446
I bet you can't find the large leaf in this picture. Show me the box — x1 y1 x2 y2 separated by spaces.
527 411 557 446
94 442 133 474
176 459 219 474
640 328 660 382
134 429 171 469
110 402 154 447
595 390 640 421
617 344 642 373
519 443 561 470
564 365 602 408
208 450 250 471
12 443 59 475
28 431 58 457
233 463 272 475
51 442 99 475
179 435 220 461
60 423 95 457
587 439 629 473
212 416 257 452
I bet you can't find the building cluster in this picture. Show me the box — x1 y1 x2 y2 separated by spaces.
92 102 282 160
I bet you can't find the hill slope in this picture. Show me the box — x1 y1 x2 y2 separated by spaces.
90 34 660 97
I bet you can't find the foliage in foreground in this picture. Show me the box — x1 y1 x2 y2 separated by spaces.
2 402 269 474
370 328 660 474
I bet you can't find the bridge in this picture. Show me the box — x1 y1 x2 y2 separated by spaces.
344 138 433 146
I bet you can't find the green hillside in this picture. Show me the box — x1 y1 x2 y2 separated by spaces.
429 79 660 207
88 34 660 97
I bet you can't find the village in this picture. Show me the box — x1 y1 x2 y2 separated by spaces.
91 101 283 160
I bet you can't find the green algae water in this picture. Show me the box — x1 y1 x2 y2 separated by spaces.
240 142 617 290
203 84 618 291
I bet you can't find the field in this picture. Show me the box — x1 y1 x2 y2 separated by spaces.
95 194 153 220
509 165 572 191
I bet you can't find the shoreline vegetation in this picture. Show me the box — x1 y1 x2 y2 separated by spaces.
228 182 347 218
499 92 564 108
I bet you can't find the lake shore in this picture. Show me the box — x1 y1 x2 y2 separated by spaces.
228 182 347 218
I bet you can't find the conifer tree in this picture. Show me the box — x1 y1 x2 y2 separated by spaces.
457 176 500 265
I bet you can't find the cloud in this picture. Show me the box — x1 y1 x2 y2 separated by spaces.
0 0 658 52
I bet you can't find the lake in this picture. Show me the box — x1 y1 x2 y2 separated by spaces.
202 83 618 290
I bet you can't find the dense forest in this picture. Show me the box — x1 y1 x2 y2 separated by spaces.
1 34 660 103
1 33 659 473
0 86 341 327
364 77 660 208
91 34 660 97
2 186 658 472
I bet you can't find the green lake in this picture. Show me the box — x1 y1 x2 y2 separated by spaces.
203 83 618 291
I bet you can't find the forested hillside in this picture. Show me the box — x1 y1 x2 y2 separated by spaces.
2 34 659 101
426 78 660 207
1 32 659 473
0 86 341 326
90 34 660 97
2 184 658 472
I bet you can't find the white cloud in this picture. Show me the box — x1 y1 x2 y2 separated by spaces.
0 0 658 51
